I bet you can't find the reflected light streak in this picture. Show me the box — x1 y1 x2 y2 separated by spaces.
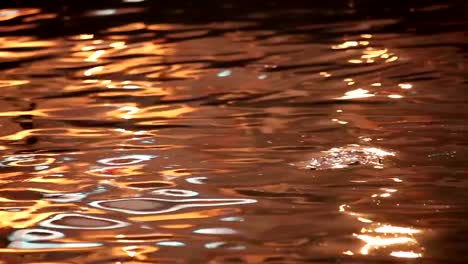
85 50 105 62
348 59 363 64
386 56 399 62
90 197 257 215
0 80 29 88
374 225 420 234
319 71 331 77
194 227 237 235
399 83 413 89
391 251 422 258
110 41 126 49
337 88 374 100
355 234 416 255
332 41 359 50
361 48 388 59
39 213 130 230
79 34 94 40
84 66 103 76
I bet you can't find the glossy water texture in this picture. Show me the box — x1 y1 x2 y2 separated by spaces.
0 1 467 263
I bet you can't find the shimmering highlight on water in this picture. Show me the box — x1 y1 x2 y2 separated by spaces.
0 0 466 263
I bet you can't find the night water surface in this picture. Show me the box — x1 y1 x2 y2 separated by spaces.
0 0 466 263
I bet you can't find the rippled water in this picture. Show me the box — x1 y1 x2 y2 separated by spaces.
0 0 467 263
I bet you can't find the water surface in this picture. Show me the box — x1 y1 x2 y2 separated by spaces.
0 0 467 263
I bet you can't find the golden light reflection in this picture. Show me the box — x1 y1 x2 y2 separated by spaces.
386 56 399 62
0 199 57 229
22 13 57 22
357 217 373 223
348 59 363 64
0 128 109 141
130 208 237 222
79 34 94 40
160 224 193 229
388 94 403 99
0 8 40 21
121 245 157 260
109 41 126 49
355 234 416 255
332 41 359 50
390 251 422 258
84 66 104 76
334 146 423 258
0 80 29 88
337 88 374 100
0 109 50 117
107 103 195 122
85 50 105 62
159 168 192 179
106 22 146 33
361 48 388 59
399 83 413 89
340 191 423 257
374 225 420 234
319 71 331 77
86 165 144 177
81 45 95 51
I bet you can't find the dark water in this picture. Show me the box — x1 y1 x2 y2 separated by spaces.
0 0 467 263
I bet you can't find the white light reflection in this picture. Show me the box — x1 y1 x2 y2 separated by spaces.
43 193 87 203
151 189 198 197
116 105 140 119
399 83 413 89
9 229 64 242
374 225 420 234
98 154 155 166
390 251 422 258
156 241 185 247
337 88 374 100
84 66 103 76
388 94 403 99
217 70 232 77
205 241 246 250
8 241 102 249
89 197 257 215
186 177 207 184
332 147 423 258
194 228 237 235
93 9 117 16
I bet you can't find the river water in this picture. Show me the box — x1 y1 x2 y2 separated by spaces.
0 0 466 263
